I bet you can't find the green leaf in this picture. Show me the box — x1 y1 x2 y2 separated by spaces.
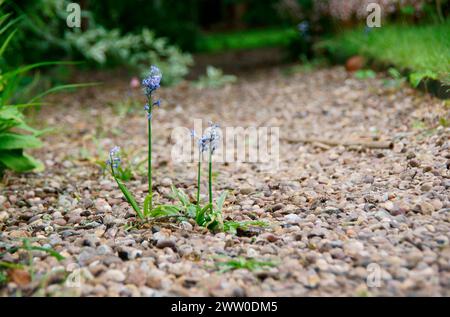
196 203 212 226
27 246 65 261
409 71 438 88
0 133 42 150
0 28 16 57
171 186 190 207
28 82 100 103
143 193 152 217
216 191 228 212
388 68 401 79
0 150 43 172
113 175 144 219
148 205 180 218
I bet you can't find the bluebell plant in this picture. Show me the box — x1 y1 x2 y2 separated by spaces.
106 66 266 232
107 66 179 220
171 122 226 231
142 65 162 214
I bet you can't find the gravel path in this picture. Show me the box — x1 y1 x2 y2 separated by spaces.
1 67 449 297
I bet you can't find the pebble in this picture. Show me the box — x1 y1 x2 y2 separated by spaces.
103 270 126 282
284 214 301 224
0 211 9 222
240 186 253 195
156 239 177 251
95 198 112 213
1 66 449 298
160 178 173 187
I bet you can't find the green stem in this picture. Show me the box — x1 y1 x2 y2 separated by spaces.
196 149 202 207
148 105 153 212
208 149 213 212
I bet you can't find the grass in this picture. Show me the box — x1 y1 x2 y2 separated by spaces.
317 21 450 85
196 27 297 53
214 256 277 273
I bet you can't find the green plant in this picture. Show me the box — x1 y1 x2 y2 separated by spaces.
409 70 439 88
354 69 376 79
196 27 298 53
66 27 193 86
11 0 193 86
169 124 269 233
318 22 450 85
223 220 268 235
0 238 64 286
106 66 180 220
194 66 237 89
439 117 449 127
383 67 406 88
214 256 276 273
0 4 90 176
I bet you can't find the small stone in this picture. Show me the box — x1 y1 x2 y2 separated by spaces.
420 183 433 192
77 248 98 266
156 239 177 251
269 203 285 212
344 240 365 257
0 195 6 205
0 211 9 222
81 198 94 209
408 159 420 168
103 269 126 282
413 201 435 215
97 244 113 255
240 186 253 195
284 214 301 224
262 233 279 243
160 178 173 187
68 216 82 224
362 175 374 184
436 235 448 246
8 195 17 204
126 269 146 287
95 198 112 213
180 221 193 231
53 218 67 226
9 230 30 238
117 247 142 261
103 215 115 226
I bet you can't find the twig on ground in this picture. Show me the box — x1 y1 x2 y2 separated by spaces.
284 137 393 149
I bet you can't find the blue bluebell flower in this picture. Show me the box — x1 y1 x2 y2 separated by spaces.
142 65 162 96
197 122 220 154
107 146 121 169
298 21 309 36
198 135 209 153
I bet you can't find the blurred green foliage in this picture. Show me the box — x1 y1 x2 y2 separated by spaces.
5 0 193 85
317 21 450 85
196 27 298 53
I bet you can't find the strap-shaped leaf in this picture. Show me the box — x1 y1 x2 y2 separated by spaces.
143 193 152 217
216 191 228 212
113 176 144 219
